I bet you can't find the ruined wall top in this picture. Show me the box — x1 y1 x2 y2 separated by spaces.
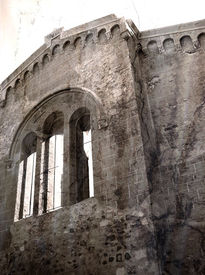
141 18 205 38
139 18 205 56
0 14 137 106
1 14 205 105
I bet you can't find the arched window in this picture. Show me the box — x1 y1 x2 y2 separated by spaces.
41 111 64 213
70 108 94 204
13 90 97 221
15 132 37 221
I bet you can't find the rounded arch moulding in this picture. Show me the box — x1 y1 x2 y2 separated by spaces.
9 86 105 161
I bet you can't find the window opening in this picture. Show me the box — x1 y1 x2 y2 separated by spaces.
15 102 96 220
70 110 94 204
41 112 64 213
15 132 37 221
24 152 36 217
47 134 63 210
83 129 94 197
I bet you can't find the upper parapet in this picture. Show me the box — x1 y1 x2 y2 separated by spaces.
44 14 118 45
0 14 137 107
141 19 205 38
1 14 205 107
140 19 205 56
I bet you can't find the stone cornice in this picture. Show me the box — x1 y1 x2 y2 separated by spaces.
0 14 134 107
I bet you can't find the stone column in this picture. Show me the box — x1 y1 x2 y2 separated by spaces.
33 137 42 216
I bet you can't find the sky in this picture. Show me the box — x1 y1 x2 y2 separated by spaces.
0 0 205 83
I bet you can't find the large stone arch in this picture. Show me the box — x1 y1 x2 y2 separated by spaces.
10 87 104 160
9 87 105 220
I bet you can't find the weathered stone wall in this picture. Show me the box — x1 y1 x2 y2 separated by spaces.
138 20 205 274
0 15 158 274
0 199 158 275
1 14 205 275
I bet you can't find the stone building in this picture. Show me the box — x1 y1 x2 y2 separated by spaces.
0 14 205 275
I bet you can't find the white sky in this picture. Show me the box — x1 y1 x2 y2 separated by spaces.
0 0 205 83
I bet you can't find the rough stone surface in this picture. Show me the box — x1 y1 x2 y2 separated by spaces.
0 14 205 274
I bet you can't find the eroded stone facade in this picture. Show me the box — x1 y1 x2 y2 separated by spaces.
0 14 205 275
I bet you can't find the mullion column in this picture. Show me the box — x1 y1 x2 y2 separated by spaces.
19 159 27 219
42 139 49 213
33 137 42 216
62 116 70 207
